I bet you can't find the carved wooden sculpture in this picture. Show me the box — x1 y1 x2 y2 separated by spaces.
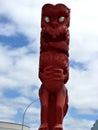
39 3 70 130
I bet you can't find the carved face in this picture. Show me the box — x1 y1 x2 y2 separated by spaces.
41 4 70 53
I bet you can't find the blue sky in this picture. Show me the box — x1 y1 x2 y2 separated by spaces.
0 0 98 130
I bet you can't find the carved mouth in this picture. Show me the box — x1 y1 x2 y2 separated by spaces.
44 32 66 43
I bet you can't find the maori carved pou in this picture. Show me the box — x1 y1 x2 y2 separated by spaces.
39 3 70 130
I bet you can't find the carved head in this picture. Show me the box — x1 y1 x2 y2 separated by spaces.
40 4 70 53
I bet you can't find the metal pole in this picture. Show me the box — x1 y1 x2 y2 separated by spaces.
21 99 38 130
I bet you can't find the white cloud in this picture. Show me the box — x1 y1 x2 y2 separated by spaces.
0 0 41 40
64 117 94 130
0 94 37 121
0 44 40 89
68 63 98 113
0 43 40 123
0 104 17 120
0 45 12 71
0 23 17 36
68 0 98 63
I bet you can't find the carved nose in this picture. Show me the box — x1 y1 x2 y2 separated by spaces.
51 21 58 28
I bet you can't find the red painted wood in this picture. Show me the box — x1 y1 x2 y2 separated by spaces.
38 3 70 130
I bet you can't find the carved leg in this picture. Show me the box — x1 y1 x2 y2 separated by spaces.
39 87 49 130
54 88 66 130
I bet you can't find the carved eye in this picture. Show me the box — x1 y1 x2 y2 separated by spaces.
44 16 50 23
58 16 65 22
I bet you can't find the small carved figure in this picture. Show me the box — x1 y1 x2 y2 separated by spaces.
39 3 70 130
